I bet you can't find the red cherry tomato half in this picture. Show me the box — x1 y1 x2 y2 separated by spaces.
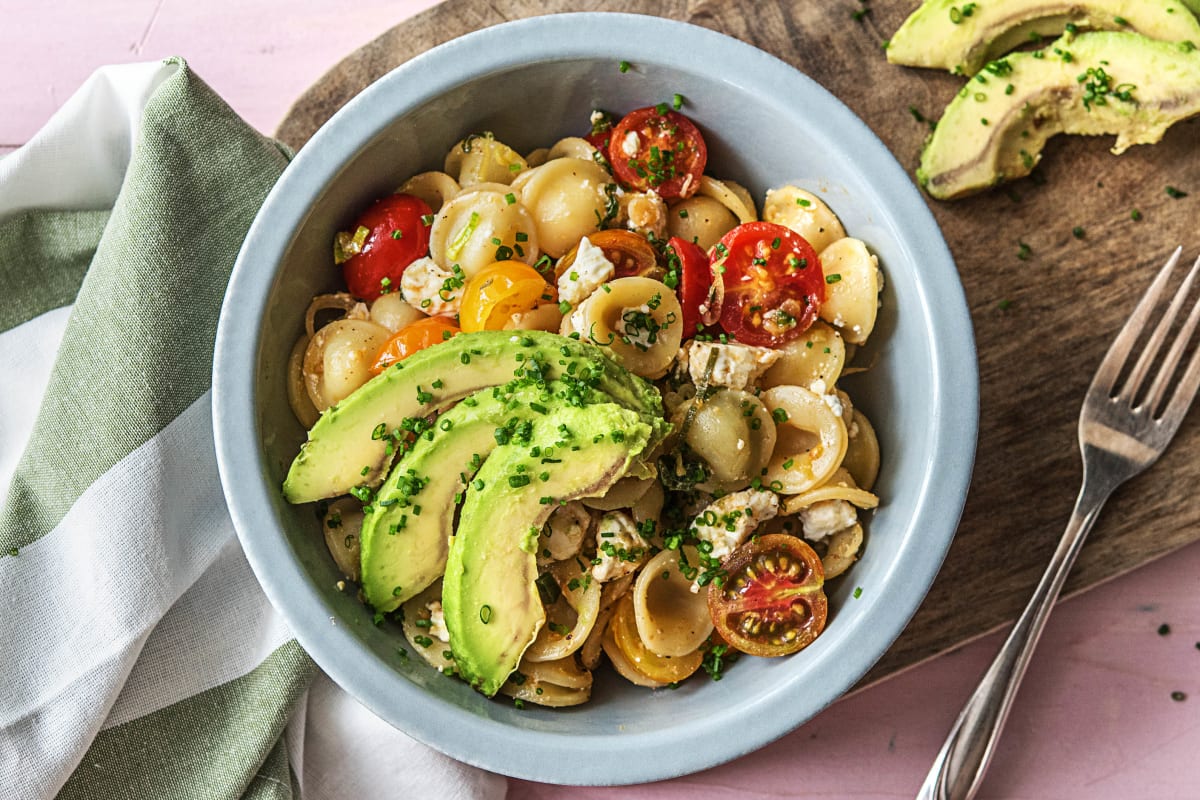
712 222 824 348
666 236 711 339
707 534 828 657
608 106 707 199
340 193 433 302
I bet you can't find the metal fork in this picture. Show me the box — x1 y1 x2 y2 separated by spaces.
916 247 1200 800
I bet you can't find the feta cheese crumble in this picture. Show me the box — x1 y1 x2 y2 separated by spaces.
691 489 781 560
799 499 858 543
687 340 781 390
592 510 647 582
621 131 640 157
401 257 462 316
557 236 615 307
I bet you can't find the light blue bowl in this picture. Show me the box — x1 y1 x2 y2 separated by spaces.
213 12 977 785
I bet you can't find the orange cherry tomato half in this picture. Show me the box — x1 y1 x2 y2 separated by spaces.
609 592 704 684
340 193 433 302
556 229 662 282
608 106 707 199
712 221 825 348
371 316 460 374
707 533 828 657
459 260 553 332
666 235 711 339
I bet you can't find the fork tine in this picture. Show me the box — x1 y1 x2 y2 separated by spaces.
1156 256 1200 429
1093 247 1183 397
1145 254 1200 414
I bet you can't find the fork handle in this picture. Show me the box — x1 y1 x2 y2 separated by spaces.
914 474 1117 800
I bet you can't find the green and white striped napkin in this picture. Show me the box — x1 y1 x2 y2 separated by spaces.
0 58 505 800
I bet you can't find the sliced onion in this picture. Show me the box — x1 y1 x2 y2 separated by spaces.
578 573 634 670
822 522 864 579
500 655 593 706
287 334 320 428
304 292 358 338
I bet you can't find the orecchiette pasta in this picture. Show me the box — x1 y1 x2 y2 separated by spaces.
696 176 757 224
633 547 713 657
762 384 849 494
289 101 887 706
842 409 881 491
666 194 739 250
758 320 846 390
302 318 391 411
397 171 461 212
444 133 528 188
429 189 540 277
762 186 847 254
673 389 776 492
567 276 683 379
514 158 613 257
818 236 881 344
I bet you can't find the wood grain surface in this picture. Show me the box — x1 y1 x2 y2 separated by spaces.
276 0 1200 686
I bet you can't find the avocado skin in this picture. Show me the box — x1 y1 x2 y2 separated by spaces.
358 379 659 613
441 403 663 696
918 32 1200 200
888 0 1200 76
282 330 661 504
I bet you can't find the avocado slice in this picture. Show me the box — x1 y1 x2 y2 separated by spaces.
441 404 661 696
282 330 661 503
359 380 651 612
918 32 1200 200
888 0 1200 75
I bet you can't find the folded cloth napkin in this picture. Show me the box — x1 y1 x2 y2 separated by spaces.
0 58 506 800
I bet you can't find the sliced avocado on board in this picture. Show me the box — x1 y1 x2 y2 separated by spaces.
359 380 658 612
441 403 661 696
889 0 1200 76
918 31 1200 200
282 330 660 503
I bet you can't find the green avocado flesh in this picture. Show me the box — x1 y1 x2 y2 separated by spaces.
282 330 660 503
358 380 658 613
441 404 659 697
918 31 1200 200
888 0 1200 75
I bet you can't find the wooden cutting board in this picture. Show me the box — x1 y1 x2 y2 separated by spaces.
276 0 1200 686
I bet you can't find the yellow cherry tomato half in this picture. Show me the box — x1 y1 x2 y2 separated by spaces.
459 260 554 332
370 315 460 374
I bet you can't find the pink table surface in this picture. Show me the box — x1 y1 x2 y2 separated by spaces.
4 2 1197 798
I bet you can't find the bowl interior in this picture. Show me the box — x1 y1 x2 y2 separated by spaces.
219 13 976 785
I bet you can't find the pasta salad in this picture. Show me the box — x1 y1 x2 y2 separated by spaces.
283 100 884 706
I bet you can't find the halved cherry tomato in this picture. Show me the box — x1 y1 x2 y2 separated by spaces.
609 592 703 683
339 193 433 302
459 260 553 332
370 316 460 373
556 230 661 281
608 107 707 199
666 236 711 339
712 221 824 348
707 533 828 657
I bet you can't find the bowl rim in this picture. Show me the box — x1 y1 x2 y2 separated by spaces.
213 11 978 785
